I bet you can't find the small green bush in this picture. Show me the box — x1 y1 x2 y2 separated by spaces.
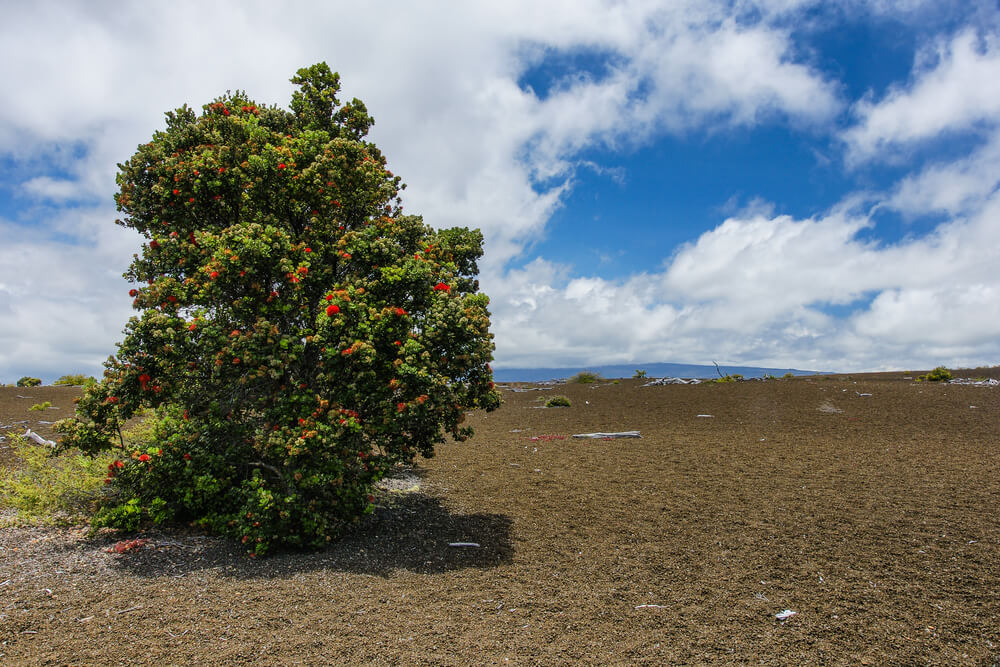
29 401 52 412
545 395 572 407
16 377 42 387
569 371 602 384
633 370 647 379
783 373 794 379
54 374 98 387
712 373 743 383
916 366 952 382
0 435 113 526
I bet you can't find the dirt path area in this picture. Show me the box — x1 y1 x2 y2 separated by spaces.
2 375 999 664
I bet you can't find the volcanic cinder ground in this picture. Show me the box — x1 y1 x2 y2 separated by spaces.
1 371 999 665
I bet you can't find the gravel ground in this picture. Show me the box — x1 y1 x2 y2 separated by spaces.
1 373 999 665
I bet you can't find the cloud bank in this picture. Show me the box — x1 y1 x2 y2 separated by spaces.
1 0 998 381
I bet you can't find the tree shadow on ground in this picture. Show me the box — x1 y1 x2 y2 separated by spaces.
92 492 514 580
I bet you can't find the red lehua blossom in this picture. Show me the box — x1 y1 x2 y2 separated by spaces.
149 240 160 249
325 293 334 301
396 402 406 412
433 282 450 292
367 495 375 504
326 304 340 316
188 322 197 331
218 167 225 173
183 453 191 460
278 163 286 169
188 197 195 203
394 307 406 316
233 358 241 365
304 247 311 253
138 454 150 462
172 189 179 195
138 373 151 386
167 295 177 302
129 289 138 297
393 340 401 346
114 460 124 468
107 396 119 403
210 271 219 279
297 266 308 274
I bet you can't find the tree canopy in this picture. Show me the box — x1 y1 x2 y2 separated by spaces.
57 63 500 556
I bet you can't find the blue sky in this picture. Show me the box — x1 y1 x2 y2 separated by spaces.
2 0 1000 381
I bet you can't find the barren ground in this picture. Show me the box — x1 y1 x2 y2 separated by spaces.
1 372 999 665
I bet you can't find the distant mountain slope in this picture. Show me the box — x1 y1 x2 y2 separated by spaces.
492 362 822 383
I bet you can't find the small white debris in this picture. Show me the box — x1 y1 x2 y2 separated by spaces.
24 429 56 447
572 431 641 439
448 542 480 548
856 392 872 397
635 604 668 609
696 414 714 418
775 609 797 620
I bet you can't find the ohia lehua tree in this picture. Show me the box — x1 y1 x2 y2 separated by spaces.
56 63 501 556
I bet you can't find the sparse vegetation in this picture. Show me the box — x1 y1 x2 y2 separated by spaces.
16 377 42 387
54 374 98 387
633 369 647 379
29 401 52 412
783 373 794 379
545 395 572 407
916 366 953 382
569 371 602 384
711 373 744 383
0 435 113 526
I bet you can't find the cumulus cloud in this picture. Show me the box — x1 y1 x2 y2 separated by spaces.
844 29 1000 162
1 0 998 380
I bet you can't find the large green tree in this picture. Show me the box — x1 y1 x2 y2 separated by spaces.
57 63 500 556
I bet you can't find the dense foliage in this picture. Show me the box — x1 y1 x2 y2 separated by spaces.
56 63 500 556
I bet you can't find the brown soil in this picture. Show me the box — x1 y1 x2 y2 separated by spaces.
2 375 999 665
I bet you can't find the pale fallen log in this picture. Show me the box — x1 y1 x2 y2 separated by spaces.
24 429 56 448
572 431 641 439
448 542 480 548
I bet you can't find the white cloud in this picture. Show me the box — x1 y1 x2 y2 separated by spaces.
888 131 1000 215
489 187 1000 371
844 29 1000 162
2 1 998 379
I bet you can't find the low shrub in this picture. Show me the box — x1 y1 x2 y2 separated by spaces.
29 401 52 412
712 373 743 383
0 435 113 526
916 366 952 382
633 370 647 379
569 371 602 384
16 377 42 387
545 395 572 408
54 374 98 387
